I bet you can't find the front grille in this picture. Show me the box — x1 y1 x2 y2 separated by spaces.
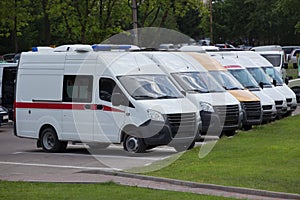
213 105 239 126
275 100 283 106
262 105 272 110
242 101 261 120
286 98 292 103
167 113 196 138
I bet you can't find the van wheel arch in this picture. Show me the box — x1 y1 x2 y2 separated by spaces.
39 125 67 152
121 125 147 153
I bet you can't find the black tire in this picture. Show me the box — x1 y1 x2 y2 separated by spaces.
123 134 146 153
40 128 67 152
223 130 236 137
173 140 196 152
242 124 252 131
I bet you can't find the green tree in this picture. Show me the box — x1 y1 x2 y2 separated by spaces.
0 0 32 52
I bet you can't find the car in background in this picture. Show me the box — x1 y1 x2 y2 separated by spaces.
287 48 300 68
288 78 300 103
2 53 16 63
282 46 300 63
0 106 9 126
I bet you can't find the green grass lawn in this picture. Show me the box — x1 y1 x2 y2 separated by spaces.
0 181 234 200
145 115 300 194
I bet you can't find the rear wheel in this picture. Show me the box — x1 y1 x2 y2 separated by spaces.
40 128 67 152
123 134 146 153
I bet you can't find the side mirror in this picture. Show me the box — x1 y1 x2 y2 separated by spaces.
112 93 125 106
259 82 264 89
285 77 290 85
283 63 288 69
273 79 277 86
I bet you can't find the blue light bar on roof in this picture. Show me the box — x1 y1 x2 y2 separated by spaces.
92 44 133 51
32 47 38 52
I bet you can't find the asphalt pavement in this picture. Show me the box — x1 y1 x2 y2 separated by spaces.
0 105 299 200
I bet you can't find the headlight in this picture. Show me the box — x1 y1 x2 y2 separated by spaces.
199 102 214 112
147 109 165 122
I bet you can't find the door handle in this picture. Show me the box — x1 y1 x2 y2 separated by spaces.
85 104 91 109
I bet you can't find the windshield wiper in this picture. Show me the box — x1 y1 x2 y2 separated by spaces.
133 95 155 99
245 85 259 89
187 89 209 93
157 95 178 99
227 87 242 90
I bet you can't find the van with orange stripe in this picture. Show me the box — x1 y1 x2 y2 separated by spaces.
14 45 200 153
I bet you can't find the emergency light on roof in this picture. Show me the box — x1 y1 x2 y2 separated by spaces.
54 45 92 52
92 44 140 51
31 46 54 52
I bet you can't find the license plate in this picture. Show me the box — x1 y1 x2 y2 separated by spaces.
3 115 8 120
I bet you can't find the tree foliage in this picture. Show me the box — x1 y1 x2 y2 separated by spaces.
0 0 299 53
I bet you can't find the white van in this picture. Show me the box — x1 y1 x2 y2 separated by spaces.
191 53 262 130
208 54 277 122
14 44 200 153
250 46 288 80
236 51 297 115
142 51 242 137
232 56 287 118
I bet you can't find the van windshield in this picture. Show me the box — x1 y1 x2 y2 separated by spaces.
228 69 260 90
209 71 244 90
246 67 273 88
118 75 183 100
171 72 225 93
262 66 284 86
260 54 281 67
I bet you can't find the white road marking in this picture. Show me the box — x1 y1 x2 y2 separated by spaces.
0 161 121 171
12 151 171 161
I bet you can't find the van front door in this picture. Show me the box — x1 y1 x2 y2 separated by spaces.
93 78 126 143
62 75 94 141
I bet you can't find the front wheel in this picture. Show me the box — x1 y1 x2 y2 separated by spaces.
40 128 67 152
123 134 146 153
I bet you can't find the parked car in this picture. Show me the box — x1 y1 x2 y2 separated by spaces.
288 78 300 103
0 106 9 126
282 46 300 63
287 48 300 69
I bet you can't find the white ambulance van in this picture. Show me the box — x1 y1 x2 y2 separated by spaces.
232 56 287 118
208 54 277 122
190 53 262 130
14 44 200 153
235 51 297 115
142 51 242 137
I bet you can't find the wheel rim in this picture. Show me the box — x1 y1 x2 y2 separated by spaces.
43 132 55 150
126 136 138 152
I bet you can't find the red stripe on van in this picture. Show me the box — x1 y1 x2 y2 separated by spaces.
102 105 124 113
15 102 85 110
15 102 124 113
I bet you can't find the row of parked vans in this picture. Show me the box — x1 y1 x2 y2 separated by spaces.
12 44 297 153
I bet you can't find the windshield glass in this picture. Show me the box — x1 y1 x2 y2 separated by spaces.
246 67 272 87
228 68 260 89
172 72 225 93
261 54 281 67
209 71 244 90
118 75 183 100
262 66 284 85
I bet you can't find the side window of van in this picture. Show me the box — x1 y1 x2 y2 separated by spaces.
99 78 117 102
63 75 93 102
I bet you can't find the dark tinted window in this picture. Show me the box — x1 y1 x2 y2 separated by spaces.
63 75 93 102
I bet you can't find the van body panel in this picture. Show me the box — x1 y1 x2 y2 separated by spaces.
228 90 259 102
